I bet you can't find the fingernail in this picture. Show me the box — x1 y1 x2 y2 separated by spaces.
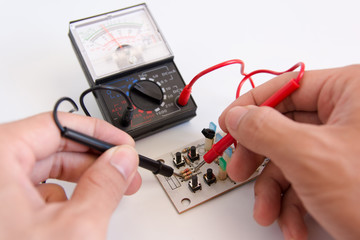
227 106 249 130
109 146 138 181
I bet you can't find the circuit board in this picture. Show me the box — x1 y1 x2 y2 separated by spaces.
155 126 268 214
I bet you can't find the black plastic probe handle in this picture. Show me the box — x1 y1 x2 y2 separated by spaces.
63 127 114 152
62 127 173 177
139 155 174 177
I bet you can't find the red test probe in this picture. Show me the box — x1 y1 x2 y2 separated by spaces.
203 77 301 163
177 60 305 164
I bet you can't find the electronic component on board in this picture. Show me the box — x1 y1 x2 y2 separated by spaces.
187 146 199 162
203 168 216 186
217 157 227 181
219 157 227 171
202 128 215 152
183 155 191 166
173 152 185 168
68 4 197 139
181 147 191 153
178 168 193 181
188 174 202 192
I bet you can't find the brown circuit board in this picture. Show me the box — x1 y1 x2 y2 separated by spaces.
155 131 268 214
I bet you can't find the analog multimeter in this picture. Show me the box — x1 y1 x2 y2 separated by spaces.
68 3 197 139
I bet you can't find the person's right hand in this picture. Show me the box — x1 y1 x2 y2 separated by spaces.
218 65 360 240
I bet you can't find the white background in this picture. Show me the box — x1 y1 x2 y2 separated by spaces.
1 0 359 239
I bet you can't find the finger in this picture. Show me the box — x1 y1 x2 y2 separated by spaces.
36 183 68 202
124 171 142 195
55 112 135 151
219 67 339 131
278 187 308 240
0 112 134 175
31 151 143 195
253 162 289 226
227 145 264 182
30 152 97 183
69 145 139 219
224 105 323 176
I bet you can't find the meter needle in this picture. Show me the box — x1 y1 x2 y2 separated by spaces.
101 24 123 49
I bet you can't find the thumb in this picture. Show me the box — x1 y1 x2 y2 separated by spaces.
70 145 139 218
225 106 313 170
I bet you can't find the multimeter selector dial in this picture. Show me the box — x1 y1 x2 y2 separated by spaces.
129 80 163 111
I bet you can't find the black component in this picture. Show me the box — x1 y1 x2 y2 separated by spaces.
173 151 185 168
53 97 174 178
203 168 216 186
202 128 215 139
188 174 202 193
190 146 196 157
192 174 198 186
187 145 199 162
206 168 212 179
175 152 182 164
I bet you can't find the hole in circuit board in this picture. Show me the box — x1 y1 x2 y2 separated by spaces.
181 198 191 206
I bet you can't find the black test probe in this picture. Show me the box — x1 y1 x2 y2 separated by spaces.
53 97 174 177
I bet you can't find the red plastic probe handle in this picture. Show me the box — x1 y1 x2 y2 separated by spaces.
203 134 237 163
203 79 300 164
260 79 299 107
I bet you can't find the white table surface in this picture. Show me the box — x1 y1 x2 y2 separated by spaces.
2 0 359 239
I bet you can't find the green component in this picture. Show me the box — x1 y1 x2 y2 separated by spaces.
219 157 227 171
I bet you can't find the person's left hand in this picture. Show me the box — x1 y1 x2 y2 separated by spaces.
0 112 142 239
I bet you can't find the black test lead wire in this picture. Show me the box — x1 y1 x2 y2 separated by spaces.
53 97 174 177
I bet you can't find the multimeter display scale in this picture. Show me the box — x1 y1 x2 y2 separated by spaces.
68 4 197 139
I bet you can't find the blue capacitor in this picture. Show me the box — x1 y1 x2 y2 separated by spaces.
225 147 232 158
215 133 223 142
209 122 217 132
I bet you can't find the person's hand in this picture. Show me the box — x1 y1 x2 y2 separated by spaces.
218 65 360 240
0 112 142 239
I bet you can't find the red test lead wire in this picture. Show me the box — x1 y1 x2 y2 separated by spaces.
177 59 255 106
178 60 305 164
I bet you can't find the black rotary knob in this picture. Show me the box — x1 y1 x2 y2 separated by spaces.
129 79 163 111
